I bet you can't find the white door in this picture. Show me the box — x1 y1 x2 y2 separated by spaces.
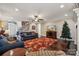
8 22 17 37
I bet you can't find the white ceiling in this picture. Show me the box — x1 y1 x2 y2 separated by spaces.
0 3 75 21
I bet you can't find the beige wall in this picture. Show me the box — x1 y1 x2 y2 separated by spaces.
41 19 77 44
41 22 56 36
55 19 76 40
41 23 46 36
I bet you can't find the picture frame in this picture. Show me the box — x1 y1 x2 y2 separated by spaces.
32 25 36 30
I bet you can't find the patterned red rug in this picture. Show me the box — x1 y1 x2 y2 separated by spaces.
24 37 57 51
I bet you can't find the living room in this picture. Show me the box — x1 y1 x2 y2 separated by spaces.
0 3 78 56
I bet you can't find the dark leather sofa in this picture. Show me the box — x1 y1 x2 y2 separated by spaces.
0 39 24 55
20 32 38 41
0 32 38 55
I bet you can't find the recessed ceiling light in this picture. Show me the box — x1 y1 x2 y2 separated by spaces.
60 4 64 8
15 8 19 11
65 14 68 16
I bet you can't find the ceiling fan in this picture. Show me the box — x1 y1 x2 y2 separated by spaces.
27 14 44 23
33 15 44 22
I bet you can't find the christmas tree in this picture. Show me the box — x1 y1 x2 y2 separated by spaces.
60 21 72 41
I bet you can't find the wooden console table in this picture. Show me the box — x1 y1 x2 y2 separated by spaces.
46 31 57 39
